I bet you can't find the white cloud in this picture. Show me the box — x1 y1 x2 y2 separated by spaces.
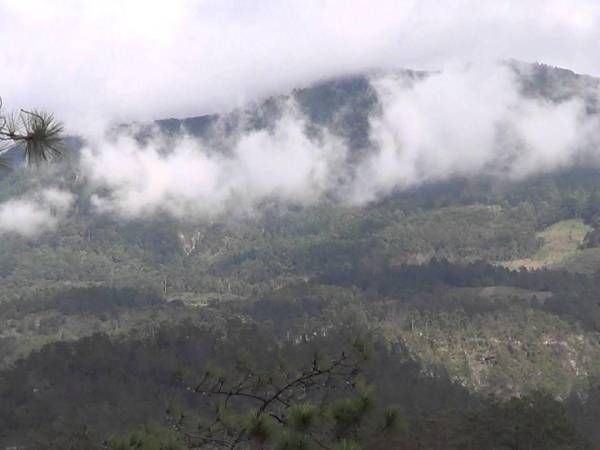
348 64 600 203
1 3 599 222
77 63 600 220
81 104 346 219
0 188 74 237
1 0 600 132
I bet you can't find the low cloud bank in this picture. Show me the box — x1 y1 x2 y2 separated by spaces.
81 107 346 219
4 63 600 236
0 188 74 237
80 64 600 221
350 64 600 202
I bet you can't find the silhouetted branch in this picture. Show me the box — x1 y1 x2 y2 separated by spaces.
181 350 363 449
0 97 64 167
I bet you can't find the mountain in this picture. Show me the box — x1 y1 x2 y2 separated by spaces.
2 62 600 449
150 61 600 152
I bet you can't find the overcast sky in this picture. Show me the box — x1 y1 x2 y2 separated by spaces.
1 0 599 131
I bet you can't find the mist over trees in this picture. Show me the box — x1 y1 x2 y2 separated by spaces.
3 0 600 448
2 63 600 449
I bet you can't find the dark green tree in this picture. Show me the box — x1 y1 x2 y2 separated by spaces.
463 391 580 450
0 97 64 167
176 345 372 449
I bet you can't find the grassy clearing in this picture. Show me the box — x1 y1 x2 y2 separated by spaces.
502 219 591 270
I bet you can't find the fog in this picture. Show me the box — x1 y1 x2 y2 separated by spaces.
349 64 599 203
0 188 73 237
2 1 600 234
78 63 600 222
1 1 600 131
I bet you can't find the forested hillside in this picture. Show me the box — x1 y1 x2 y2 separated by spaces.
3 62 600 449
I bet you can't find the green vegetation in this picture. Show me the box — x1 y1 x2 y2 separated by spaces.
1 317 587 449
4 153 600 447
503 219 592 269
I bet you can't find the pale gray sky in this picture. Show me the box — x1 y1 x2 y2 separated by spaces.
1 0 600 131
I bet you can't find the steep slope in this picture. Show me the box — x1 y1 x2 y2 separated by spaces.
2 62 600 448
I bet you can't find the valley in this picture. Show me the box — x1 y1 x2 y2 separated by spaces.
2 62 600 449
